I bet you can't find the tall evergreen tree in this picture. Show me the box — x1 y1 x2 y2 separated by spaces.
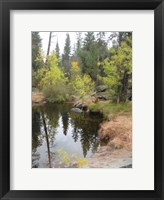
32 32 44 87
96 32 108 60
76 32 82 52
55 41 60 59
32 32 43 72
83 32 95 50
62 33 71 73
64 33 71 58
79 32 99 81
96 32 109 79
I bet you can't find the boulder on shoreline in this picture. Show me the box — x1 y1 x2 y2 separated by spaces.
70 107 83 113
73 102 88 111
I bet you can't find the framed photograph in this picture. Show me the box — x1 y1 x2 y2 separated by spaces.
0 0 163 199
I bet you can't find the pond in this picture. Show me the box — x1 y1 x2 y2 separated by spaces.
32 103 103 168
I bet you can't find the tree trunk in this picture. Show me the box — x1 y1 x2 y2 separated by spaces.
45 32 52 69
120 71 129 102
117 96 120 104
47 32 52 57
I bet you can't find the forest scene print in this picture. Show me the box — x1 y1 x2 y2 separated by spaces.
32 32 132 168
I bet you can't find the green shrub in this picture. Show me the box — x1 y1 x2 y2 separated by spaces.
89 101 132 118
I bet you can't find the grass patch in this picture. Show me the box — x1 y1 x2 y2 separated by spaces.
88 101 132 119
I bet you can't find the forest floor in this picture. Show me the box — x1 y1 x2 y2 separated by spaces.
87 113 132 168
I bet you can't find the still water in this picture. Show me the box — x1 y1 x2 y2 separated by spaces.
32 103 103 168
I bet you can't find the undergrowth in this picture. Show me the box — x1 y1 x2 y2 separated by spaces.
88 101 132 119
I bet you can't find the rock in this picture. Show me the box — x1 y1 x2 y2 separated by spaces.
120 164 132 168
74 103 83 109
82 95 98 104
73 102 88 111
96 91 111 101
89 109 103 116
96 85 108 92
70 107 83 113
98 96 107 101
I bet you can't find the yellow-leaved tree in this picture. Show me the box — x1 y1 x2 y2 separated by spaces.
98 36 132 103
37 51 68 102
70 61 95 98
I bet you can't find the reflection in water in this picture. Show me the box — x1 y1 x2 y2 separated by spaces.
41 111 52 168
32 109 42 168
32 103 103 168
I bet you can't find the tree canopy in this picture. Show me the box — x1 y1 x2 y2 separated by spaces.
32 31 132 103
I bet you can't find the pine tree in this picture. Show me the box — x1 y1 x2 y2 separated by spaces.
79 32 99 81
32 32 44 87
62 33 71 74
96 32 108 60
32 32 43 72
55 41 60 59
96 32 109 80
76 32 82 52
83 32 95 50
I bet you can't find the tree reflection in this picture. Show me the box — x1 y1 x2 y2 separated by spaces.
72 127 79 142
32 108 42 167
32 104 72 167
70 113 103 157
40 105 60 167
32 103 103 167
61 112 69 135
41 111 52 167
58 104 70 136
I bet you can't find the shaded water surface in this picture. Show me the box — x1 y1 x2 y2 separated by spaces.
32 103 103 168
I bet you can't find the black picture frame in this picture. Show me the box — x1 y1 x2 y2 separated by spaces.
0 0 163 199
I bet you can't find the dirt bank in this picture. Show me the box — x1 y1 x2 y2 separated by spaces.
87 113 132 168
32 91 45 104
99 114 132 150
